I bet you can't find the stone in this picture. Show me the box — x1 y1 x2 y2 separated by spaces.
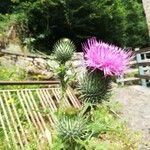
16 56 33 69
27 65 54 80
0 55 16 67
34 58 47 70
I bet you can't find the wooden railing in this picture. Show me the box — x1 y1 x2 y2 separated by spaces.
117 47 150 87
0 81 81 149
0 80 60 85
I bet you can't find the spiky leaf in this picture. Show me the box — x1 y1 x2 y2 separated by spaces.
56 116 90 145
78 70 111 103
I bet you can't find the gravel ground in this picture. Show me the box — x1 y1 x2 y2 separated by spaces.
114 85 150 150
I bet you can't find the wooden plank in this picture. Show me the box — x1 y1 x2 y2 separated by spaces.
0 86 81 149
135 48 147 87
36 89 55 126
24 90 45 133
7 91 28 145
45 89 57 111
0 80 60 85
136 61 150 66
135 47 150 54
135 75 150 80
67 87 81 108
125 67 150 73
129 60 137 65
0 112 10 147
0 95 17 149
27 90 52 144
17 91 41 149
20 90 39 131
3 92 24 149
116 77 139 82
125 68 138 73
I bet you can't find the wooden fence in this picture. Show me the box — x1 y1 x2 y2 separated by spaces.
0 81 81 149
116 47 150 87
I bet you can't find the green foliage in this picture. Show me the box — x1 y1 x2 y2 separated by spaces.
56 115 91 149
1 0 149 51
0 65 27 81
52 103 141 150
0 12 27 36
123 0 150 48
78 70 111 103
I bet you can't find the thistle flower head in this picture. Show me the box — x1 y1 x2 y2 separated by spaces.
82 38 133 76
53 38 75 64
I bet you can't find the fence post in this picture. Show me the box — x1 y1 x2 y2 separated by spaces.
135 48 147 87
116 75 124 86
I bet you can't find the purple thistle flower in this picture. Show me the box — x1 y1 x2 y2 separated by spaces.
82 37 133 76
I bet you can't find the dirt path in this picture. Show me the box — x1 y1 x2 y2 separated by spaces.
114 85 150 149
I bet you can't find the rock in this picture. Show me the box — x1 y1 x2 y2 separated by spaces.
34 58 47 70
27 65 54 80
0 55 16 67
16 56 33 69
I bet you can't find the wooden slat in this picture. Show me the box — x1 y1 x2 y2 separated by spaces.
36 90 54 126
7 91 28 145
129 60 137 66
24 90 45 133
0 80 60 85
0 112 10 147
27 90 52 144
0 96 17 149
135 47 150 54
116 77 139 82
0 86 81 149
17 91 41 149
125 68 138 73
55 88 71 107
135 74 150 80
136 61 150 66
3 92 24 149
67 87 81 108
45 89 57 111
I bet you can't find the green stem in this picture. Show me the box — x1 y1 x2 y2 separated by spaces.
58 80 66 115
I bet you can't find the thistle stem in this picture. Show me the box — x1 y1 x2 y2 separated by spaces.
58 79 67 115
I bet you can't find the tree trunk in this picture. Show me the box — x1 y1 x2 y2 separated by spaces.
142 0 150 37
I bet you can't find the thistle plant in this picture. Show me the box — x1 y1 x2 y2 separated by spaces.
83 37 132 77
79 37 133 104
53 38 75 64
79 70 111 103
53 38 75 109
56 116 91 149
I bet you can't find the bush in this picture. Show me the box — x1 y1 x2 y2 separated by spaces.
0 0 149 52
